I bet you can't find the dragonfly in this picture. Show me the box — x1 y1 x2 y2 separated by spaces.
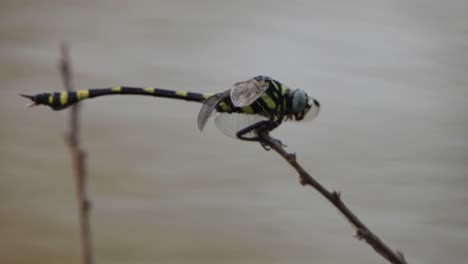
22 76 320 145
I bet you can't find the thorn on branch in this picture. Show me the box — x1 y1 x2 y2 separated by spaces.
331 190 341 201
356 228 368 240
286 153 296 162
299 175 307 186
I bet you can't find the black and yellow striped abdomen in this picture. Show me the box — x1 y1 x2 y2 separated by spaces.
22 86 213 110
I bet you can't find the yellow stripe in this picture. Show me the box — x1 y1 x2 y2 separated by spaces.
260 94 276 110
77 90 89 100
271 81 287 96
281 85 287 95
175 90 188 97
144 87 155 93
241 105 254 114
112 86 121 92
48 95 53 104
60 92 68 105
271 81 280 91
203 93 213 99
219 102 230 112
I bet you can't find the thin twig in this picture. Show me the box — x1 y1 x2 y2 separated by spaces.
59 43 94 264
257 132 407 264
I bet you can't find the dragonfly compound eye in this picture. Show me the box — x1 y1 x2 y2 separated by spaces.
292 89 308 113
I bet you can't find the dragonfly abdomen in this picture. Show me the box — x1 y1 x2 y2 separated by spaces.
22 86 212 110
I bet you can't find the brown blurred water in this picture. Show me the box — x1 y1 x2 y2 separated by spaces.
1 1 467 263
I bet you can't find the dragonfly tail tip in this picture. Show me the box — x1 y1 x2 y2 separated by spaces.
20 93 34 99
20 94 39 108
26 102 39 108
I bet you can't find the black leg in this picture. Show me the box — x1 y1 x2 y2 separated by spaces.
236 120 284 150
236 120 275 141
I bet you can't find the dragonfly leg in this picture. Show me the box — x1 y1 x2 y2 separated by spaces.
236 120 275 141
236 120 285 150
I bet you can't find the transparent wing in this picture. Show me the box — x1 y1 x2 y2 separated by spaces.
230 76 270 107
197 90 230 131
214 113 269 139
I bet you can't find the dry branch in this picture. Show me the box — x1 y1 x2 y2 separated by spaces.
257 131 407 264
59 43 94 264
53 43 403 264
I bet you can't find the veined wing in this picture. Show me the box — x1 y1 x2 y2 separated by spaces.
230 76 270 107
197 90 230 131
214 113 269 140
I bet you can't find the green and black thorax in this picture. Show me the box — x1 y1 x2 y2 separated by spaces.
214 78 313 122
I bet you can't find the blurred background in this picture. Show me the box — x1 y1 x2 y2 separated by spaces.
1 0 467 263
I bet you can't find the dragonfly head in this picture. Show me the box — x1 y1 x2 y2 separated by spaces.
290 89 320 121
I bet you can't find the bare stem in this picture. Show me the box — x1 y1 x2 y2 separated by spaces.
60 43 94 264
257 132 407 264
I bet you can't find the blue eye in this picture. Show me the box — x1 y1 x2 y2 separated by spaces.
292 89 307 113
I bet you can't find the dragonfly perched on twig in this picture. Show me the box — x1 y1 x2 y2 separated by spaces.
22 76 320 148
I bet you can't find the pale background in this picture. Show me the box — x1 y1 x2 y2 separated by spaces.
1 1 467 263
